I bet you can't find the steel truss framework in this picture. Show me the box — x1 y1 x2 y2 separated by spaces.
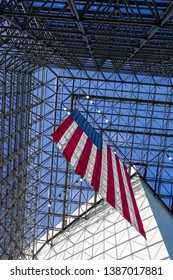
0 0 173 259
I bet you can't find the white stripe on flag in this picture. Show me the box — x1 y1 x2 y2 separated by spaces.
70 131 88 169
111 150 122 214
57 121 78 152
120 161 139 230
99 142 108 199
83 143 97 185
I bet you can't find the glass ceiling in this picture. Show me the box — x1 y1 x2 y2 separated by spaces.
0 0 173 259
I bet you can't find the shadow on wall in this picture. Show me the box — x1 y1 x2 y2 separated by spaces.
141 178 173 260
36 175 173 260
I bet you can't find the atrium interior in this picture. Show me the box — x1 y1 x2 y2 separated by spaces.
0 0 173 259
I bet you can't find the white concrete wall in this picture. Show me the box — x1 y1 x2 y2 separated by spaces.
37 175 173 260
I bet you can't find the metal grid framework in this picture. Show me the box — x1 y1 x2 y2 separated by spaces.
0 0 173 75
0 0 173 259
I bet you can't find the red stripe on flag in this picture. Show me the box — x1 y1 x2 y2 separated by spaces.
51 116 74 144
106 146 115 208
75 137 93 178
115 155 131 224
91 149 102 192
62 127 83 161
123 165 146 238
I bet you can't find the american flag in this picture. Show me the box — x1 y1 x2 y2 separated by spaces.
52 109 146 238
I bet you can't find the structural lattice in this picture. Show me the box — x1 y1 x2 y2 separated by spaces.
0 0 173 259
